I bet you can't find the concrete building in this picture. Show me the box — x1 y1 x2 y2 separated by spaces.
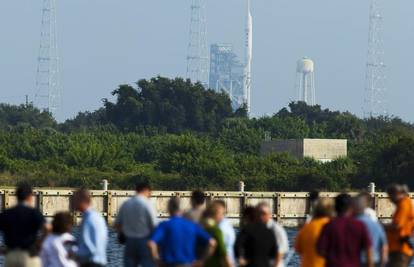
209 43 245 110
260 139 347 162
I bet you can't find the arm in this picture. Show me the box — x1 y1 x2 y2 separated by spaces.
199 239 217 263
114 204 123 233
76 220 96 262
146 201 158 231
270 232 279 267
380 244 389 267
366 248 374 267
316 224 329 258
295 228 304 254
148 240 161 266
275 225 289 266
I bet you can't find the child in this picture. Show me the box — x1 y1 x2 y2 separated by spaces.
41 212 78 267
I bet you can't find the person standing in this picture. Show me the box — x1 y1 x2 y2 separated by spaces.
257 202 289 267
317 193 374 267
41 212 78 267
148 197 216 267
359 192 378 222
0 183 46 267
385 184 414 267
215 200 236 266
295 199 333 267
184 190 206 224
74 189 108 267
115 182 157 267
354 194 388 267
201 202 232 267
235 206 278 267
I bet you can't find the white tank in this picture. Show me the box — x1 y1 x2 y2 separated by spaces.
297 58 314 74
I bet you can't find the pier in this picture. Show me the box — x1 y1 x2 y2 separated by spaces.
0 187 397 226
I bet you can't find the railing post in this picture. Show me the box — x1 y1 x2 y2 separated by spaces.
276 193 281 222
239 181 246 226
37 191 44 215
4 190 10 210
105 191 113 225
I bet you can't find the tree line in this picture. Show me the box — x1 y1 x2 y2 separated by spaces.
1 76 414 191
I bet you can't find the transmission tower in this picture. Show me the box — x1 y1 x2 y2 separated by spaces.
186 0 209 88
364 0 386 118
35 0 61 116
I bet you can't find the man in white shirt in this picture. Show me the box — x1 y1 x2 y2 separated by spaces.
115 182 157 267
257 202 289 267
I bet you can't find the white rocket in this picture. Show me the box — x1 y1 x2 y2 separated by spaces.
244 0 253 114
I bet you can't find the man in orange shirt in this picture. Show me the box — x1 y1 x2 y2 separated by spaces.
386 184 414 267
295 198 333 267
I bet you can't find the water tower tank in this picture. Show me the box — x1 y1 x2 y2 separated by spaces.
297 58 314 74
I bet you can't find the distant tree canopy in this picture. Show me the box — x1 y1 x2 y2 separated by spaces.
0 103 56 129
1 76 414 191
63 77 246 133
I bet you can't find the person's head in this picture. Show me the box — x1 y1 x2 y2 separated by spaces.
313 198 334 219
257 202 272 223
52 212 73 235
352 196 366 216
16 183 34 205
241 206 259 226
357 192 373 208
309 190 320 202
204 201 226 224
135 181 151 197
387 184 408 204
168 197 181 216
190 190 205 209
73 188 91 212
335 193 353 217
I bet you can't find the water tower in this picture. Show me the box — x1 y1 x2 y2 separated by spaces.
295 57 316 105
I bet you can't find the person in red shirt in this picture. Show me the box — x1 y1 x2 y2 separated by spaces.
317 193 374 267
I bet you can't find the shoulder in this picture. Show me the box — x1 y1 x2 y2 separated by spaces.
273 221 286 233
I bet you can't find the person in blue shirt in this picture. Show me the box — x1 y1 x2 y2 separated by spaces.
354 193 388 267
74 188 108 267
148 197 216 267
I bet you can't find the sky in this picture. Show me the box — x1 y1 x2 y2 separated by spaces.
1 1 414 122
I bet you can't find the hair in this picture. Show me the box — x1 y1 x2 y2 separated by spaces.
358 191 372 202
168 197 181 215
135 181 151 193
313 198 334 218
204 202 222 219
309 191 320 202
52 212 73 234
241 206 260 224
386 184 406 196
213 199 226 209
16 183 33 202
257 201 271 215
190 190 205 206
335 193 353 215
73 188 91 204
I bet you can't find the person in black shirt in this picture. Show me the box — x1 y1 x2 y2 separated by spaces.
0 183 46 267
235 206 278 267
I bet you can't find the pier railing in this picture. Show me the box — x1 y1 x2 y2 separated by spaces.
0 188 397 226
